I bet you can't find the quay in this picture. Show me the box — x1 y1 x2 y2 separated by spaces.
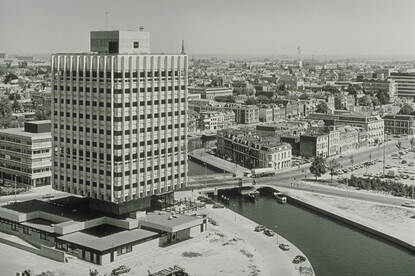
188 149 250 176
260 185 415 254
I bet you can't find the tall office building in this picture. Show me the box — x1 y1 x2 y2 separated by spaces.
389 72 415 98
51 29 188 215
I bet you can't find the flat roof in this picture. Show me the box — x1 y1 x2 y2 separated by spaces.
57 228 158 252
0 127 50 138
139 212 203 233
3 197 105 222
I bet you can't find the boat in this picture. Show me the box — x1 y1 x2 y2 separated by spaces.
245 193 256 201
273 192 287 204
220 194 230 204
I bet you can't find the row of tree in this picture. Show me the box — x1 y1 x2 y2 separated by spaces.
339 175 413 198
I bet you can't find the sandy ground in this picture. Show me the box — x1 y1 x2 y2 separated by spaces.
0 191 313 276
280 188 415 247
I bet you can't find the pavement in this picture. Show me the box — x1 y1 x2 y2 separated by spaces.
188 137 414 207
189 148 250 176
280 188 415 251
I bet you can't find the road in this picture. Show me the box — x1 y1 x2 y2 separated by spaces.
189 137 414 206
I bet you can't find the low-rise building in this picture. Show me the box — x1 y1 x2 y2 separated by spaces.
337 126 359 154
383 114 415 135
217 129 291 170
234 105 259 124
307 112 384 145
0 120 51 187
198 111 235 131
362 79 396 100
188 87 233 100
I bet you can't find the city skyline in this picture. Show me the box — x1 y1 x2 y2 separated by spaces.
1 0 415 57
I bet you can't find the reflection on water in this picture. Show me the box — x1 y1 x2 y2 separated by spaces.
226 193 415 276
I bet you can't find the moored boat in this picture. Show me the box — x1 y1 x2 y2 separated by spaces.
273 192 287 204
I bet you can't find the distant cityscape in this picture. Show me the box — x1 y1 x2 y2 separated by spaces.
0 14 415 276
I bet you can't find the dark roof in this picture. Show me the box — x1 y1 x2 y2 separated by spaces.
57 228 158 252
3 197 106 222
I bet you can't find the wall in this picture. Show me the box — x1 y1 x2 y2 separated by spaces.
0 219 54 247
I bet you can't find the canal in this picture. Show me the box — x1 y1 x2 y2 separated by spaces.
188 160 415 276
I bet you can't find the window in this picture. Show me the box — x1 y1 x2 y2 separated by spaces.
40 232 47 240
133 41 139 48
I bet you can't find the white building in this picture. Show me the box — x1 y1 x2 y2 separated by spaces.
51 29 188 215
0 121 52 187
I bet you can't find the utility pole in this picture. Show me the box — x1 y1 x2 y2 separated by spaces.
105 12 110 30
14 177 17 203
382 133 386 176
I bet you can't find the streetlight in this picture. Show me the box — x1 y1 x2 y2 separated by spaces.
275 225 279 245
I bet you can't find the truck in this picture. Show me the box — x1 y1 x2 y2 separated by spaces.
251 167 276 178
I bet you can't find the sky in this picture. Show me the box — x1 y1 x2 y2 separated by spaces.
0 0 414 57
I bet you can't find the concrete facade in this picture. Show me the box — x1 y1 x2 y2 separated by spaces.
0 121 52 187
51 30 188 215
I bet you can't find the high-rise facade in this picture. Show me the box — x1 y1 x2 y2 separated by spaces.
51 29 188 215
389 72 415 98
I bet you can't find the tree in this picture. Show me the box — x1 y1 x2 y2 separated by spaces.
299 93 310 100
371 97 380 107
334 95 342 110
398 103 414 115
396 141 402 159
12 100 22 112
256 95 270 104
35 105 51 120
358 95 372 106
3 73 18 84
0 96 12 128
315 102 328 114
245 97 257 105
376 90 390 105
310 156 327 180
326 159 340 183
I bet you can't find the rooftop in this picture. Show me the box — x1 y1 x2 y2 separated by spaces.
139 212 203 233
57 227 158 252
0 127 50 138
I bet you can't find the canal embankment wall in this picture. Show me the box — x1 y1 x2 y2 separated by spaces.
271 188 415 254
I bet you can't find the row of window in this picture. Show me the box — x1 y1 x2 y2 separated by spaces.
53 123 186 135
54 135 186 148
54 85 186 94
55 146 183 161
54 172 185 190
57 70 181 78
53 97 186 107
55 160 185 175
0 218 48 240
54 109 185 120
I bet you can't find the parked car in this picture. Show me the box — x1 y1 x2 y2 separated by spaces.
292 255 306 264
255 225 266 232
112 265 131 275
401 202 415 208
263 229 275 237
279 243 290 251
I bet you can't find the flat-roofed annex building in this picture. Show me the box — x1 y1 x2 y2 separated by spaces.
0 121 52 187
51 28 188 215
